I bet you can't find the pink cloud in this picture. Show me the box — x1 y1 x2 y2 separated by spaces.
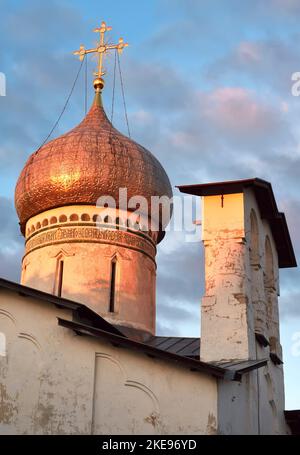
203 87 278 134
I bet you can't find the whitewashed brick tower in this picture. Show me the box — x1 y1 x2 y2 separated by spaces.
179 178 296 434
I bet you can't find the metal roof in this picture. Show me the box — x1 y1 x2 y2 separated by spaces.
211 359 269 374
145 336 200 358
177 177 297 268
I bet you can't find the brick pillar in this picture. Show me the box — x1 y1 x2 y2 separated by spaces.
200 193 255 362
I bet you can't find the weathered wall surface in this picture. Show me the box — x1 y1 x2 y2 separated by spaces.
0 289 218 435
218 360 289 435
201 188 289 434
218 372 259 435
201 193 255 362
243 189 288 435
244 189 281 355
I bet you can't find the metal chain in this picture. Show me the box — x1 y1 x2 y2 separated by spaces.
36 56 85 152
85 54 88 115
110 49 117 127
117 52 131 138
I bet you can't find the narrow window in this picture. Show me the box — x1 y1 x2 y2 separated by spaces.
57 260 64 297
109 259 117 313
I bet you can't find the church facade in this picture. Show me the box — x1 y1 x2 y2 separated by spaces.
0 22 298 435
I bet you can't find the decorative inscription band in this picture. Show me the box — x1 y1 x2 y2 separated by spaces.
25 226 156 259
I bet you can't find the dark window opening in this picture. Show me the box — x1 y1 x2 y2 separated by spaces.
57 260 64 298
109 260 117 313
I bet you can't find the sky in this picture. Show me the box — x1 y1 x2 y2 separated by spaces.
0 0 300 410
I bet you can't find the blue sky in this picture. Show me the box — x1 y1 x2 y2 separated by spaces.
1 0 300 410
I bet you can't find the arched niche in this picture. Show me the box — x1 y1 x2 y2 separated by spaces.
249 209 266 337
264 235 280 355
250 209 260 266
264 236 275 291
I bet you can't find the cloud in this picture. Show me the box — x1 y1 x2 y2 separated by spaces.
123 57 193 112
0 0 86 179
207 39 300 95
279 291 300 321
202 87 282 138
155 232 204 336
0 197 23 282
278 198 300 258
1 0 82 50
128 80 294 190
157 240 204 305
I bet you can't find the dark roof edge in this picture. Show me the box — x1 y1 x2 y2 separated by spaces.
220 358 268 374
177 177 267 195
0 277 123 336
285 410 300 435
177 178 297 268
58 317 234 380
57 318 267 382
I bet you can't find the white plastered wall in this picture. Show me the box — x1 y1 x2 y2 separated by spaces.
0 288 218 435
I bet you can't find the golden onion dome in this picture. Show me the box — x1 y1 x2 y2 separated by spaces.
15 91 173 239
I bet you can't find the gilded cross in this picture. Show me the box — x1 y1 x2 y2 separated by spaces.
73 21 128 90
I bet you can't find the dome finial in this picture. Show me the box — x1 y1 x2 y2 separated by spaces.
73 20 128 93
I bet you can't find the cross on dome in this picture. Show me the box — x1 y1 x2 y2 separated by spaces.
73 20 128 92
